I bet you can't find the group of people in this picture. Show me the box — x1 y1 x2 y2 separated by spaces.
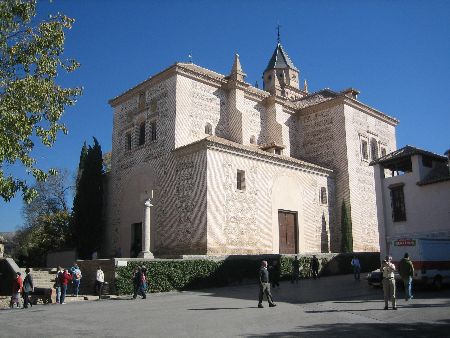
381 253 415 310
53 263 83 304
258 255 322 308
10 268 34 309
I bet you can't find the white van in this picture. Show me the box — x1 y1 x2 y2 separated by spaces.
389 238 450 289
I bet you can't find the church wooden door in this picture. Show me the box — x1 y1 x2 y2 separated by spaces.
278 211 298 254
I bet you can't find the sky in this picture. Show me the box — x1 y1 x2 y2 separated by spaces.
1 0 449 232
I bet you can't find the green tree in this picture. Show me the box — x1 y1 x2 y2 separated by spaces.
15 210 71 267
14 169 73 266
0 0 82 202
71 138 104 259
340 200 353 253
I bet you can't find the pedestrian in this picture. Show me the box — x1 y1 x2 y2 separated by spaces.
258 260 276 308
71 263 82 297
351 255 361 280
399 252 414 301
139 267 148 299
96 266 104 299
132 267 141 299
22 268 34 309
10 272 23 309
132 267 147 299
54 266 63 304
291 256 300 284
381 255 397 310
59 268 72 304
310 255 320 279
269 260 280 288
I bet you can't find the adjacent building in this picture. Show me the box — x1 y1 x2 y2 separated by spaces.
104 39 398 257
371 146 450 257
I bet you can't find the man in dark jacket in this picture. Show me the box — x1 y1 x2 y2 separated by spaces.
23 268 34 309
399 253 414 301
258 260 276 308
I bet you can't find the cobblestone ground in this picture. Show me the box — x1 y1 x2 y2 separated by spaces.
0 275 449 337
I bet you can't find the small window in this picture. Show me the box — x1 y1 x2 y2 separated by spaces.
138 122 145 145
139 92 145 110
361 139 368 160
320 187 328 204
250 135 256 144
370 138 378 160
150 121 157 141
381 147 387 157
205 123 212 135
275 148 282 155
126 133 132 151
390 186 406 222
237 170 246 191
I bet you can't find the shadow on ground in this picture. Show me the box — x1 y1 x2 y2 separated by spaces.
245 319 450 338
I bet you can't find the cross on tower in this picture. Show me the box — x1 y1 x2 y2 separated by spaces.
276 23 282 43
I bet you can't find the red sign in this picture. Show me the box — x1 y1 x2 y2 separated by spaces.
394 239 416 246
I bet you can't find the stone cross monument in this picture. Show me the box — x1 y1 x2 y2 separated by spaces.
139 191 154 258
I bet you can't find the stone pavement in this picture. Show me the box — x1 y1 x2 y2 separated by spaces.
0 274 449 337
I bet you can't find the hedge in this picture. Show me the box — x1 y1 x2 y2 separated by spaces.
115 253 380 295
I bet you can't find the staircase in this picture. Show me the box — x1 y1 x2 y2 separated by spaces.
19 268 56 289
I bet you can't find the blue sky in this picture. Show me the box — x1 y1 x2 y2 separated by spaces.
1 0 449 232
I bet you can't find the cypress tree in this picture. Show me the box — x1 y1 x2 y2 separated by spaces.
341 200 353 253
71 138 104 259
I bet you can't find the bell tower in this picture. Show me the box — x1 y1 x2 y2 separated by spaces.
263 30 305 99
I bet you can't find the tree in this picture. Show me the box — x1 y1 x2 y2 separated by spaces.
22 168 71 226
14 169 73 266
340 200 353 253
0 0 82 202
71 138 104 259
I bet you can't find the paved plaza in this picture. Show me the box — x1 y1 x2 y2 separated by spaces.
1 275 449 337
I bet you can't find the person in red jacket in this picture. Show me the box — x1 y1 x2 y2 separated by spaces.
59 268 72 304
10 272 23 308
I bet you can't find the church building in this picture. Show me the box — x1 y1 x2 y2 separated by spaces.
104 39 398 257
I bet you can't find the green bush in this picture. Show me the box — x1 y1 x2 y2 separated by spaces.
116 259 262 295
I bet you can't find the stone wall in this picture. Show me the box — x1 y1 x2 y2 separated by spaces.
76 259 116 295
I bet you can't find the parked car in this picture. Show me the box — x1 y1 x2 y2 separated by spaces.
367 269 382 287
367 269 401 287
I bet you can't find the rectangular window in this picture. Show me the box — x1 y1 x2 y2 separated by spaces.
126 133 132 151
151 121 157 141
390 186 406 222
422 156 432 168
320 187 328 204
361 139 368 160
381 147 387 157
237 170 246 191
138 122 146 145
275 148 282 155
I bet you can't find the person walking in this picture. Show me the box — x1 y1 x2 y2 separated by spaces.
399 253 414 301
381 256 397 310
22 268 34 309
310 255 320 279
269 260 280 288
291 256 300 284
351 255 361 280
54 266 63 304
132 267 141 299
59 268 72 304
258 260 276 308
71 263 82 297
96 266 105 299
10 272 23 309
132 267 147 299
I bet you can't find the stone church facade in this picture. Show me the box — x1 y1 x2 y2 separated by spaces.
104 41 398 257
